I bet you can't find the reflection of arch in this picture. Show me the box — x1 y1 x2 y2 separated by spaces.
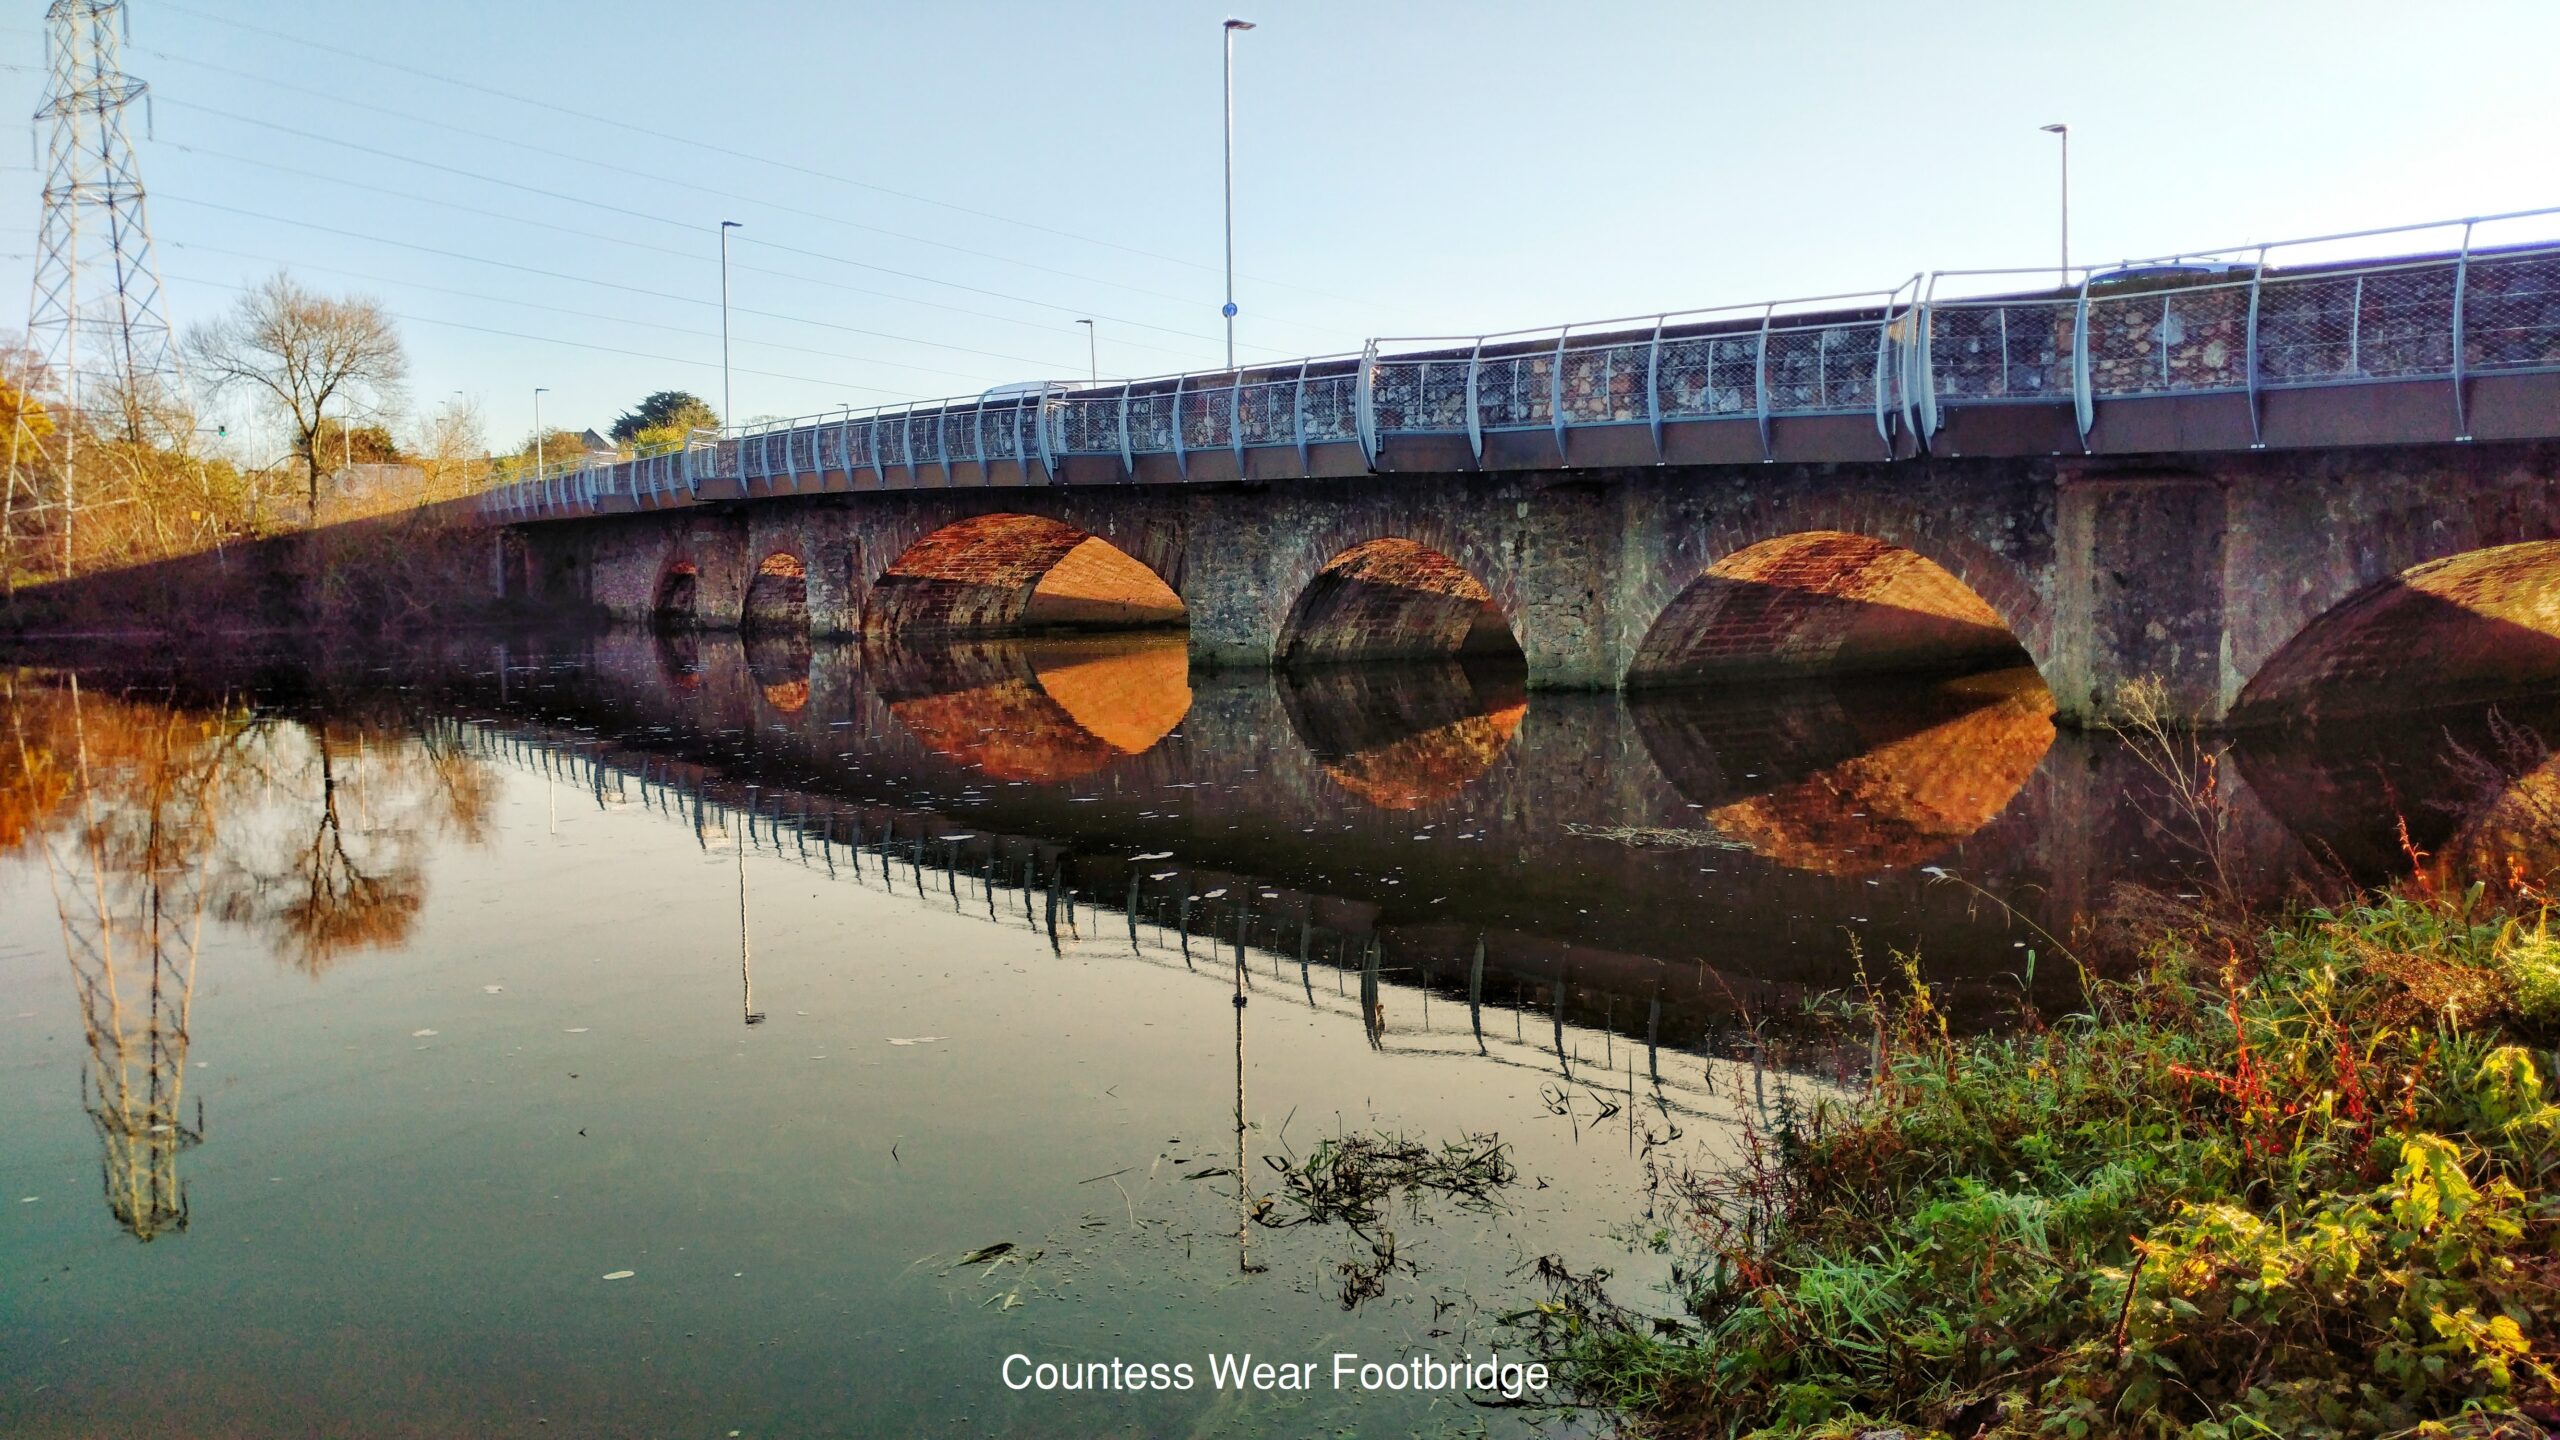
2237 541 2560 724
1278 538 1522 666
654 628 704 692
1633 667 2054 875
743 551 809 635
1280 661 1527 809
1630 531 2032 689
866 513 1186 640
873 634 1191 782
654 561 700 631
744 632 811 712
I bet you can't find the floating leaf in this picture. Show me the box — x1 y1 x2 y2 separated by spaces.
600 1270 635 1281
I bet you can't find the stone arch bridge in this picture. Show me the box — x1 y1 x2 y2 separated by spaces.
488 221 2560 728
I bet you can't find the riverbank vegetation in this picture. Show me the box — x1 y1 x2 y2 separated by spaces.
1532 883 2560 1437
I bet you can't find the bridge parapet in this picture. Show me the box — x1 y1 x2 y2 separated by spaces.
477 206 2560 527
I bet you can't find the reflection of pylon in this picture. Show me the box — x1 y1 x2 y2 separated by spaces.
37 678 213 1241
10 0 183 579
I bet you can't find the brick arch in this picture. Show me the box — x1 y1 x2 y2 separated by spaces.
861 511 1187 641
653 558 702 629
2236 539 2560 723
742 548 809 635
1628 530 2035 688
1628 495 2053 690
1278 537 1523 665
1264 506 1525 667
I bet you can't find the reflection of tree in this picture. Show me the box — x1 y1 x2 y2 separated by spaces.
206 714 492 975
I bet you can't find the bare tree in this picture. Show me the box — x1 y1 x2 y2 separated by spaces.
186 273 407 526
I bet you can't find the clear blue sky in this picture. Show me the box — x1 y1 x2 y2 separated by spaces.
2 0 2554 455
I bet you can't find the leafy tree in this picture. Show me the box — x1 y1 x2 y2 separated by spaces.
310 419 404 469
185 273 408 526
608 389 718 445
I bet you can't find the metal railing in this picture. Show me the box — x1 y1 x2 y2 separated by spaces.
476 204 2560 525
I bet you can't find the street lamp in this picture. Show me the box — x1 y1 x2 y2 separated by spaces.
1076 318 1097 383
720 220 743 426
2040 123 2070 286
533 387 548 473
1222 18 1254 371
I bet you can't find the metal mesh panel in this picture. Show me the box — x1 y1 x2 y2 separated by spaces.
1930 302 2072 400
2157 285 2252 391
1058 395 1119 454
2465 254 2560 373
908 413 945 466
1763 324 1875 412
1236 380 1294 445
1126 393 1175 453
1560 342 1648 423
1181 383 1234 449
816 424 842 471
789 427 817 472
2354 266 2455 378
1299 373 1358 441
1369 361 1423 433
2084 293 2165 396
2256 275 2356 382
1473 353 1552 430
716 440 741 478
878 419 909 469
845 419 875 471
984 403 1023 461
1421 361 1469 431
946 411 984 465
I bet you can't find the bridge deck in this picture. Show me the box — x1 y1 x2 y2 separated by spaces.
483 215 2560 526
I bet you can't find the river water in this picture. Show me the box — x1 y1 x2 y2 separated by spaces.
3 632 2552 1437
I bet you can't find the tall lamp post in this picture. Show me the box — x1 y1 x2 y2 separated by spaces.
2040 123 2070 286
720 220 743 425
533 387 548 474
1076 318 1097 383
1222 18 1254 370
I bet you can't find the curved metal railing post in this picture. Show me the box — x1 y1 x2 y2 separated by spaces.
1033 387 1060 484
1291 359 1310 473
1354 341 1379 471
1229 371 1246 473
869 410 889 488
1645 314 1665 461
1871 299 1893 456
936 410 954 486
1171 372 1190 481
972 396 988 482
1913 271 1942 445
1463 338 1484 465
899 410 916 488
2452 219 2475 440
2071 271 2095 447
1547 328 1568 459
2244 245 2268 447
1116 383 1133 478
1754 305 1774 462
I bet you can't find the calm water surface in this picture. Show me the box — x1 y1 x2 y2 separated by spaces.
3 632 2550 1436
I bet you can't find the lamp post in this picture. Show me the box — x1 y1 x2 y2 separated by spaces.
2040 123 2070 286
533 387 548 474
1222 18 1254 370
720 220 743 426
1076 319 1097 383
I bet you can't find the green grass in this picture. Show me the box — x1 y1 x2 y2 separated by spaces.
1530 890 2560 1438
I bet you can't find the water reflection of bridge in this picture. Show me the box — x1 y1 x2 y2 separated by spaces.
459 720 1790 1120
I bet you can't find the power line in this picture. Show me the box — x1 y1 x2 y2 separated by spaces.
157 96 1323 353
146 0 1397 316
159 138 1238 365
156 193 1109 377
167 237 1040 388
170 270 924 402
159 92 1349 341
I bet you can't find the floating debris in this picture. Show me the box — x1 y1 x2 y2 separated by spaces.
1562 821 1749 851
887 1036 945 1046
481 985 505 994
600 1270 635 1281
411 1029 439 1038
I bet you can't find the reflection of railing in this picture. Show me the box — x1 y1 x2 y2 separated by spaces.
457 719 1789 1115
477 205 2560 525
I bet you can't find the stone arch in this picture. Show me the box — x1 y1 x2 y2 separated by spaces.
2235 540 2560 724
864 512 1186 641
743 551 809 634
1628 531 2035 689
653 561 701 631
1278 538 1524 666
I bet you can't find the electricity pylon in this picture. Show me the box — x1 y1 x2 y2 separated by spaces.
34 679 214 1241
11 0 184 579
